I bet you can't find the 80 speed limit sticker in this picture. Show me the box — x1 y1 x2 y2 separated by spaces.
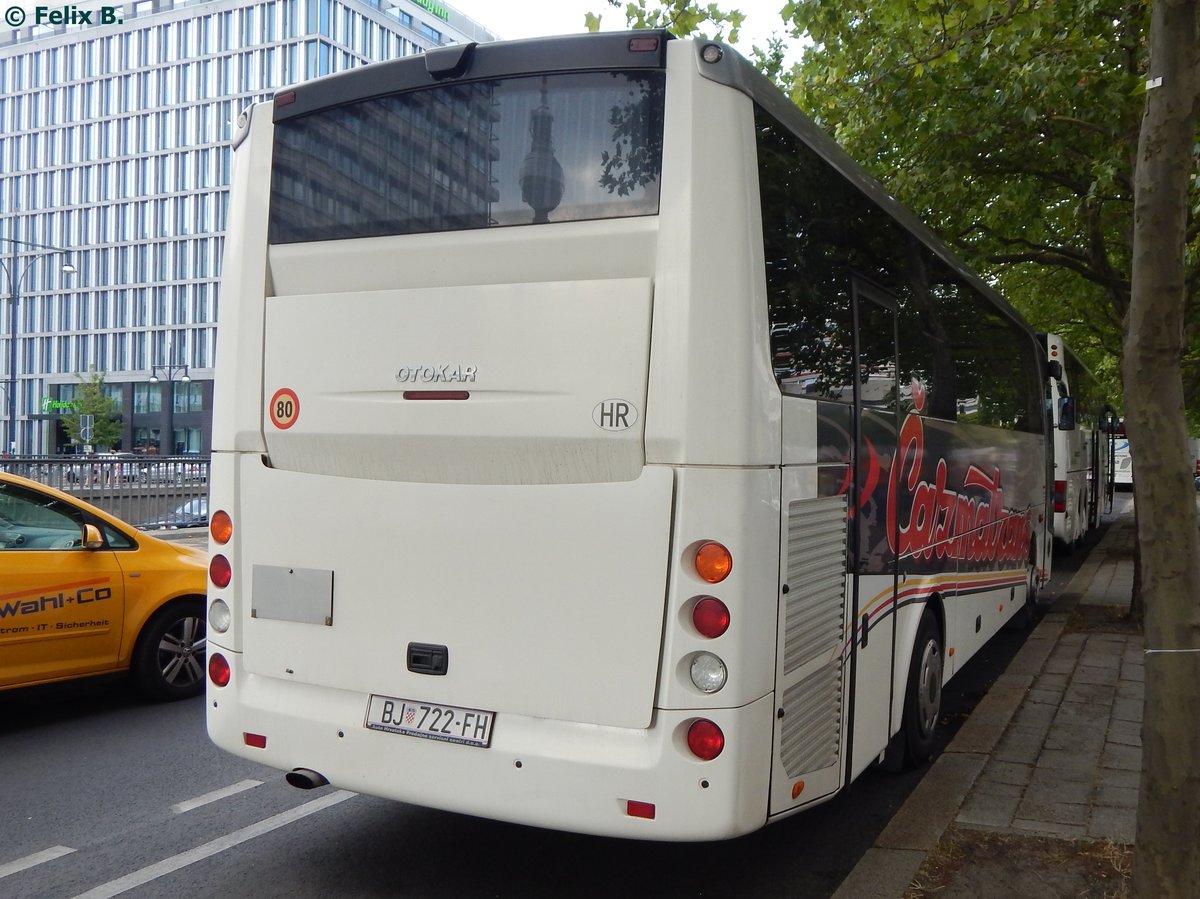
269 388 300 429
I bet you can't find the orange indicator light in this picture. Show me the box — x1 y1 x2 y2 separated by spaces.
694 542 732 584
210 510 233 545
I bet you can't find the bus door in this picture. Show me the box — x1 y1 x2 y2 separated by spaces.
768 279 900 815
847 278 900 782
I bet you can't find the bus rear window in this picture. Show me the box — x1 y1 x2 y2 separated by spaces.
269 71 665 243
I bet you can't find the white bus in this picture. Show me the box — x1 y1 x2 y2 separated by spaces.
1042 334 1113 548
206 31 1050 841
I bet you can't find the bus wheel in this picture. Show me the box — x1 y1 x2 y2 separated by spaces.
1007 540 1040 631
133 599 207 701
898 607 943 768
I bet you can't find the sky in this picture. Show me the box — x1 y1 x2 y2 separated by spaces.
445 0 802 63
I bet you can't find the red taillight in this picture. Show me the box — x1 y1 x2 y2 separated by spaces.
1054 480 1066 514
209 652 231 687
626 800 656 819
210 510 233 545
686 719 725 760
692 597 731 638
210 554 231 588
694 542 732 584
244 732 268 749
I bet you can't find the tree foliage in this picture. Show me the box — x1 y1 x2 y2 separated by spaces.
612 0 1200 411
588 0 745 41
780 0 1167 397
61 371 122 451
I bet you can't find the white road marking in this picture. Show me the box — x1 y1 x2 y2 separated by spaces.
0 846 76 879
69 790 356 899
171 779 264 814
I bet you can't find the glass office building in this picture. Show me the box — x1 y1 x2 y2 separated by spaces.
1 0 495 455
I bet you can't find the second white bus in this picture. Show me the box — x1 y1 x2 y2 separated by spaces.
1042 333 1113 548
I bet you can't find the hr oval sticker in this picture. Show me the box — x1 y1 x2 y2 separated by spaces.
592 399 638 431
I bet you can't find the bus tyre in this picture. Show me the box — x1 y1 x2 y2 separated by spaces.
897 607 943 768
133 599 207 701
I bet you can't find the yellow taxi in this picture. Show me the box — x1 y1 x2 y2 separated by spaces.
0 471 208 699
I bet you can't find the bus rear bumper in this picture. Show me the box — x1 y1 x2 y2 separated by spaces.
207 652 774 841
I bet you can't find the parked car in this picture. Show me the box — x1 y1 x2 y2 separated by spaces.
141 497 209 530
0 471 208 700
64 452 146 485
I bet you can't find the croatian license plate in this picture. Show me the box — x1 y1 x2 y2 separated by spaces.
364 695 494 748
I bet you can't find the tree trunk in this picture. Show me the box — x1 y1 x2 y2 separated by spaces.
1124 1 1200 896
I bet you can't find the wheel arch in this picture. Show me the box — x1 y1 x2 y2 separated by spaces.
126 592 208 665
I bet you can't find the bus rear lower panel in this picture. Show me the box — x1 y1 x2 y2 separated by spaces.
208 654 776 841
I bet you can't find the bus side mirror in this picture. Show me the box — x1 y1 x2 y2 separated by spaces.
1047 360 1063 382
1059 396 1077 431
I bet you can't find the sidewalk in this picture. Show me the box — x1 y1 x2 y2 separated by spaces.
834 494 1141 899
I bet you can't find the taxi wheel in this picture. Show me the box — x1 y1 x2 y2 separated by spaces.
133 599 207 701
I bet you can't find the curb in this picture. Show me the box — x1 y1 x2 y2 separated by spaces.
830 516 1124 899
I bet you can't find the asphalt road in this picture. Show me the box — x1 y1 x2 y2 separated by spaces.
0 523 1101 899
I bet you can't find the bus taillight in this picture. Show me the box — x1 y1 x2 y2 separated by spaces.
686 719 725 761
692 597 730 638
210 554 232 588
694 542 732 584
209 653 231 687
1054 480 1067 514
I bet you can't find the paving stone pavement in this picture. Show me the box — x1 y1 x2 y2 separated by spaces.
833 492 1143 899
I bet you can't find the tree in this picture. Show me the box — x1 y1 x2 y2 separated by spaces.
1124 2 1200 894
61 371 122 451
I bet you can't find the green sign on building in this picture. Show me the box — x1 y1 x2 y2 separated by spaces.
41 397 80 413
412 0 449 21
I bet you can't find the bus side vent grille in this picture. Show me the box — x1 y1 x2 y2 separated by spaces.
783 495 848 676
780 662 843 777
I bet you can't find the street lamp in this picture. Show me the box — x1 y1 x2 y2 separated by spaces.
149 351 190 456
2 236 75 456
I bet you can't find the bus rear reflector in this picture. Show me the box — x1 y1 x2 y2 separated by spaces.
686 719 725 760
402 391 470 400
626 800 656 819
210 554 232 588
211 510 233 545
694 542 732 584
209 653 231 687
244 732 268 749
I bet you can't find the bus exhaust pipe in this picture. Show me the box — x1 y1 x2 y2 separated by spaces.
286 768 329 790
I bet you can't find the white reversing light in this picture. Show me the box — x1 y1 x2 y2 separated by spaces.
209 598 232 634
690 652 727 693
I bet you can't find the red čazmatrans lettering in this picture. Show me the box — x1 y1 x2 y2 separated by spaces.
887 413 1031 564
